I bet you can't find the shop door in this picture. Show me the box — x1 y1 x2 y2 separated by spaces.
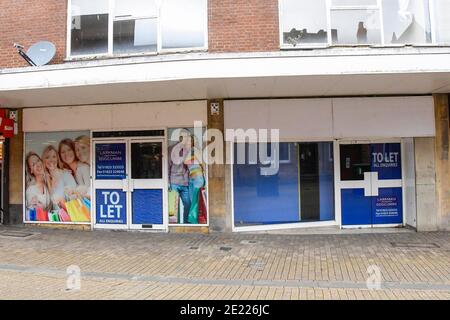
93 138 167 231
128 139 166 230
339 142 403 228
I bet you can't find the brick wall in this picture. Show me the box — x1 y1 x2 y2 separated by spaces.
0 0 67 69
208 0 279 53
0 0 281 69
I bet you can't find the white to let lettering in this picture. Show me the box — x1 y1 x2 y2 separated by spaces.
99 191 123 219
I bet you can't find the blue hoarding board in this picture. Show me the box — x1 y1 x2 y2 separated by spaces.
341 189 372 226
95 143 126 180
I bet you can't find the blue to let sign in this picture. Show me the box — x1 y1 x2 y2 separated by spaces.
95 189 127 225
95 143 126 180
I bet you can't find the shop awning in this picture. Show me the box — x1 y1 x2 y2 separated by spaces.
1 48 450 108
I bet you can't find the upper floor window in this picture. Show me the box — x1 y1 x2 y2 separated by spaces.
280 0 450 48
69 0 207 57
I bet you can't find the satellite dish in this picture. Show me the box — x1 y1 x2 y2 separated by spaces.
14 41 56 67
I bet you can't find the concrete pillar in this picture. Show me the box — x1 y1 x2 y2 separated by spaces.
414 137 437 231
433 94 450 230
207 99 231 232
6 109 24 224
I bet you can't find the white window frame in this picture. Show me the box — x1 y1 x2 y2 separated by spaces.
67 0 208 59
279 0 447 49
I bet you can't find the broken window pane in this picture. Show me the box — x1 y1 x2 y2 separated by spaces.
331 9 382 44
71 0 109 56
281 0 328 46
382 0 432 44
161 0 206 49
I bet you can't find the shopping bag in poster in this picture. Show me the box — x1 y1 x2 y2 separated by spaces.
168 189 179 223
48 210 60 222
198 187 208 224
65 200 78 221
82 198 91 211
28 208 37 222
36 207 49 222
67 199 90 222
58 208 71 222
77 199 91 222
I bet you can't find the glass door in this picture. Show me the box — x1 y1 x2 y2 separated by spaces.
339 143 373 226
128 139 167 230
339 142 404 228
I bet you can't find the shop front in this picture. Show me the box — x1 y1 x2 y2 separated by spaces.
22 101 209 232
225 96 435 232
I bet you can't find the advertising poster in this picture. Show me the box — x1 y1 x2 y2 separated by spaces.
24 131 91 223
95 143 126 180
168 127 208 225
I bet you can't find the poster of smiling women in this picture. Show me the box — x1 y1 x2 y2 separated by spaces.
168 127 208 225
24 131 91 223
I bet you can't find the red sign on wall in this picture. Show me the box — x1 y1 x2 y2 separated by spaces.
2 118 14 138
0 108 14 138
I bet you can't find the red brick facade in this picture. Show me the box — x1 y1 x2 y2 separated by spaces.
208 0 279 52
0 0 280 69
0 0 67 68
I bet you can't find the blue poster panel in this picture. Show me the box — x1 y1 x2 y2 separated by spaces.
95 143 126 180
96 189 127 225
370 143 402 180
372 188 403 225
341 189 372 226
132 189 163 225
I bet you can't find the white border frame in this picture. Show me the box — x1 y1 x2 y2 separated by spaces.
23 130 92 226
166 126 210 228
279 0 446 49
66 0 209 60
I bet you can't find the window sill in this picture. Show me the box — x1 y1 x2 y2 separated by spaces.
65 48 208 63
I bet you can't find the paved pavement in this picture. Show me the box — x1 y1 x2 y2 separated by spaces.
0 226 449 300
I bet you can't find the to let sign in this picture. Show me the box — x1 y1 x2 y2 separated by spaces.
95 189 127 225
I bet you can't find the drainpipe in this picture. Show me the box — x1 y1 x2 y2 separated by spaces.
1 138 10 225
